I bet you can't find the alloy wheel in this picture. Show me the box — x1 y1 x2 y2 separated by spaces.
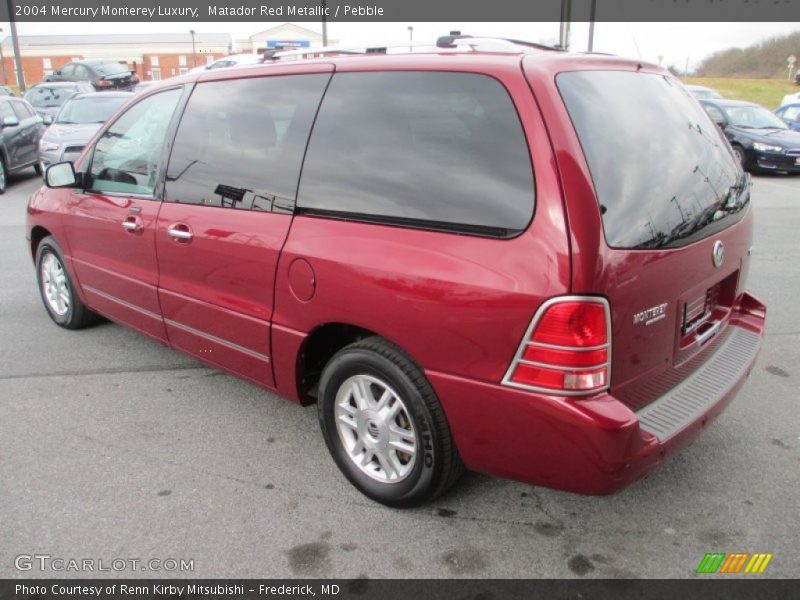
41 252 71 316
334 374 418 483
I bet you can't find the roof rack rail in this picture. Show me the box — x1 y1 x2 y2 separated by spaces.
436 31 565 52
261 41 432 61
260 34 561 62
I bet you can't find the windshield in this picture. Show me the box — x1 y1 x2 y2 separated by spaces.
724 105 788 129
93 62 130 77
24 86 79 108
56 95 129 124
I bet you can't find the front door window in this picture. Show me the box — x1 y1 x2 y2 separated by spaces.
87 88 182 196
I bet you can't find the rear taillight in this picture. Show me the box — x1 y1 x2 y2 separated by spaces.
96 79 113 87
502 297 611 395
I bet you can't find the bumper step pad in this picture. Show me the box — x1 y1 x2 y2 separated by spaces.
637 327 761 441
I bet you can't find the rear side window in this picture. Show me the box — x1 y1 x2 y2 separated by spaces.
165 74 330 212
558 71 746 249
297 71 534 237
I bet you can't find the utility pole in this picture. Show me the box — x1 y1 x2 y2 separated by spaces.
7 1 25 92
587 0 596 52
0 28 7 86
189 29 196 67
559 0 572 50
321 0 328 46
407 26 413 52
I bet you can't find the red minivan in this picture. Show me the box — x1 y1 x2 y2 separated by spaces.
27 37 766 506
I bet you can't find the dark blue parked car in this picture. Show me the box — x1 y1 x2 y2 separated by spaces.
700 99 800 173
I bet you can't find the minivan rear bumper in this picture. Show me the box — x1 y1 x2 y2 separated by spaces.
430 292 765 495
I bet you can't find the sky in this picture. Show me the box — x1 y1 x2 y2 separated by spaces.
6 21 800 71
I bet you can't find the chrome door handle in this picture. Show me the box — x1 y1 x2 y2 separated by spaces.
167 225 193 241
122 216 142 233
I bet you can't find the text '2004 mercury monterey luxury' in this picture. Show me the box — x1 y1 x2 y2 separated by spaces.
27 35 766 507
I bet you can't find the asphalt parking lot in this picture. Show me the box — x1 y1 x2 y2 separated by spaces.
1 170 798 579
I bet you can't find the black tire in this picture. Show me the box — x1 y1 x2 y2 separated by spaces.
731 145 747 170
318 336 464 507
0 155 7 194
35 235 98 329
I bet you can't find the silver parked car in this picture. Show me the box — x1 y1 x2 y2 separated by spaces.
38 91 131 174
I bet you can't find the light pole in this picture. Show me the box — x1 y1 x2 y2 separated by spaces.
0 28 6 86
7 0 25 92
407 26 413 52
559 0 572 50
189 29 197 67
321 0 328 46
587 0 596 52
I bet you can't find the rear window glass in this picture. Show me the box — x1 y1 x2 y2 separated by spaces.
93 62 130 76
297 71 534 237
558 71 747 249
24 86 78 108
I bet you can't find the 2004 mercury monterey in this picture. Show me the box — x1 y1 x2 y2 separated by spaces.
27 34 765 506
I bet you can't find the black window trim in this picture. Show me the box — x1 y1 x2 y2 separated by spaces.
295 207 520 239
295 67 537 240
82 83 192 201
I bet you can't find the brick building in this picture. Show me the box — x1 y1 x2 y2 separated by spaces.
0 33 232 88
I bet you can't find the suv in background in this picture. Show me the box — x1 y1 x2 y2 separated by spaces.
44 59 139 91
24 82 94 121
27 37 765 506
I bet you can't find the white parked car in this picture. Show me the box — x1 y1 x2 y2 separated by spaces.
189 53 262 74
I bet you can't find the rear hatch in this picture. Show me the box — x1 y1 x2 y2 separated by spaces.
554 68 752 410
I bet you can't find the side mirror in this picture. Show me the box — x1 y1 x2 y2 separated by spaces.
42 114 53 125
45 161 80 188
2 115 19 127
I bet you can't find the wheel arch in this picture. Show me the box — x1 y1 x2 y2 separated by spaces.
295 322 407 405
30 225 53 259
